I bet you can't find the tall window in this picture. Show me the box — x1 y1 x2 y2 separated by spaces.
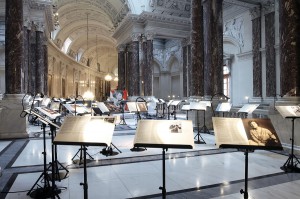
223 65 230 97
61 37 72 54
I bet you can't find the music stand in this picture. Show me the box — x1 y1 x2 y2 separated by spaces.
24 110 61 198
215 102 232 117
156 99 167 119
35 107 69 180
190 102 208 144
238 104 260 118
181 104 190 120
119 100 128 125
276 105 300 172
133 120 194 199
53 116 115 199
212 117 283 199
167 100 181 120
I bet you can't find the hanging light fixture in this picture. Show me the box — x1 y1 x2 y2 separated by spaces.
105 73 112 81
86 12 90 67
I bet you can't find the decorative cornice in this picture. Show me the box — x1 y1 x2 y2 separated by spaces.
236 50 253 60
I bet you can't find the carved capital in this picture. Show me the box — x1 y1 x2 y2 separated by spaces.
23 18 31 29
263 1 275 15
181 37 190 46
131 33 141 42
117 44 126 52
145 31 155 40
250 6 261 19
33 21 45 32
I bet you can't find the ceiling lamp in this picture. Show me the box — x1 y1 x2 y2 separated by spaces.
105 73 112 81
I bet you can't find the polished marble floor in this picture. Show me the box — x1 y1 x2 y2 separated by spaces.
0 117 300 199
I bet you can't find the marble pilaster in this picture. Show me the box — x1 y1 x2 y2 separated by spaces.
29 28 36 94
118 45 126 90
251 7 262 97
190 0 204 96
279 0 300 96
144 33 153 96
265 12 276 97
203 0 223 96
141 37 147 95
128 34 140 96
35 25 44 94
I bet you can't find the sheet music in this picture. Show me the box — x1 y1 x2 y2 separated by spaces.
181 104 190 111
276 105 300 118
134 120 194 149
54 116 115 146
189 102 207 111
36 107 61 120
97 102 110 113
238 104 260 113
170 100 181 106
212 117 249 147
215 102 232 112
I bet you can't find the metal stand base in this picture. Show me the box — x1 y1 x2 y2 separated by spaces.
72 146 94 164
101 143 122 156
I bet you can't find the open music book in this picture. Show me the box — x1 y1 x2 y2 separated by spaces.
133 120 194 149
54 116 115 146
212 117 282 150
127 102 148 112
36 107 61 120
276 105 300 118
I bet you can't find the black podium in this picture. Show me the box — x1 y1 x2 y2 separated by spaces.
133 120 194 199
212 117 283 199
53 116 115 199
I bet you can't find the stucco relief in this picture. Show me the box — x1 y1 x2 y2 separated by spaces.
223 17 244 48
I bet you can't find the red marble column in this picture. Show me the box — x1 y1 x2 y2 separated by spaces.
144 32 154 96
35 23 45 94
251 7 262 97
279 0 300 96
203 0 223 96
117 45 126 91
265 9 276 97
5 0 24 94
128 34 140 96
190 0 204 96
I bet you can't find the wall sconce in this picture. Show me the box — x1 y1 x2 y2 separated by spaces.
105 73 112 81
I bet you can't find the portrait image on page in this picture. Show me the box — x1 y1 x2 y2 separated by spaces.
242 118 281 147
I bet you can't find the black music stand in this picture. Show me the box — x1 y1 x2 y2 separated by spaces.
190 102 208 144
53 116 115 199
181 104 190 120
119 100 128 125
215 102 232 117
276 105 300 172
212 117 283 199
237 104 260 118
24 110 61 198
133 120 194 199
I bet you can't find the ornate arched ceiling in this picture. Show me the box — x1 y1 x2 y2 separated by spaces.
51 0 129 72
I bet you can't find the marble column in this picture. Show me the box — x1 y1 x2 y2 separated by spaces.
35 23 45 94
23 20 30 93
5 0 24 94
144 32 154 96
0 0 27 139
203 0 223 96
44 38 48 95
128 33 140 96
251 7 262 97
190 0 204 96
117 45 126 91
187 45 192 96
141 36 147 96
182 38 188 97
29 26 36 94
279 0 300 96
264 4 276 97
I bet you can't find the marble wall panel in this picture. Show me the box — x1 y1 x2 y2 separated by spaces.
144 39 153 96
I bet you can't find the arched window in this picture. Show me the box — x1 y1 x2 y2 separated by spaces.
223 65 230 97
